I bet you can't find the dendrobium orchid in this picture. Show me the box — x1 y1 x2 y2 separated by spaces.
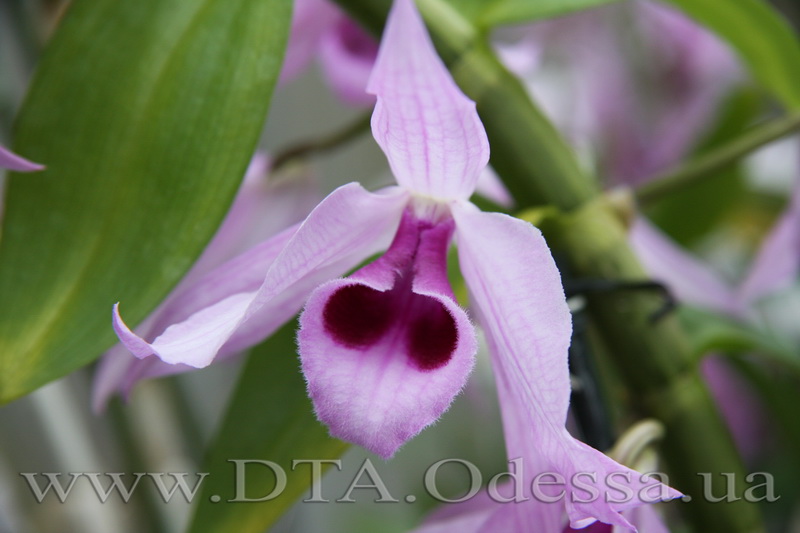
0 144 43 172
114 0 678 527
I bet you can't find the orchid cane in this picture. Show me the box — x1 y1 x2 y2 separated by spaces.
114 0 678 527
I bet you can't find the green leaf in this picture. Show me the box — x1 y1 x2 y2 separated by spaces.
479 0 622 26
188 320 349 533
679 307 800 379
660 0 800 110
0 0 291 402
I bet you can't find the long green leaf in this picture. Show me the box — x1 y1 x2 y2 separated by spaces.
679 307 800 379
189 320 349 533
0 0 291 402
658 0 800 110
479 0 621 26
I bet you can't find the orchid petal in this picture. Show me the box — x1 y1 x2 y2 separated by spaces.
299 210 476 458
95 157 323 408
197 153 322 271
98 224 296 409
414 494 497 533
475 166 514 208
278 0 339 85
629 217 743 317
737 181 800 305
318 16 378 107
367 0 489 201
0 145 44 172
453 204 680 529
702 355 769 464
619 504 670 533
113 183 409 368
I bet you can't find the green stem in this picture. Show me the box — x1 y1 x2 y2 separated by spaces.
332 1 764 531
271 111 372 172
637 113 800 205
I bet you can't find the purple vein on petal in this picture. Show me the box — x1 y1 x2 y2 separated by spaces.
367 0 489 201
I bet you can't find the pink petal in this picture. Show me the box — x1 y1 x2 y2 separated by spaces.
702 355 770 464
318 16 378 107
299 209 476 458
629 217 743 317
415 490 498 532
113 183 409 368
278 0 339 85
620 504 670 533
453 204 680 529
564 523 612 533
494 37 542 78
95 157 323 408
737 181 800 305
197 153 322 269
475 166 514 208
0 145 44 172
367 0 489 201
98 226 295 409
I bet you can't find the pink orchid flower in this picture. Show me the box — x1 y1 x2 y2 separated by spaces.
0 145 44 172
114 0 678 527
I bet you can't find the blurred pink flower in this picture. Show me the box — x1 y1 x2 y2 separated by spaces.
280 0 378 107
497 1 741 186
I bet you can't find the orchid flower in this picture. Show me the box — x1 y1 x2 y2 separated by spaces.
598 1 740 186
0 144 44 172
93 153 321 410
114 0 678 527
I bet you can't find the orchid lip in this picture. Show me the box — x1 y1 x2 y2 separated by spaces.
298 206 476 458
321 210 459 371
322 272 458 372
